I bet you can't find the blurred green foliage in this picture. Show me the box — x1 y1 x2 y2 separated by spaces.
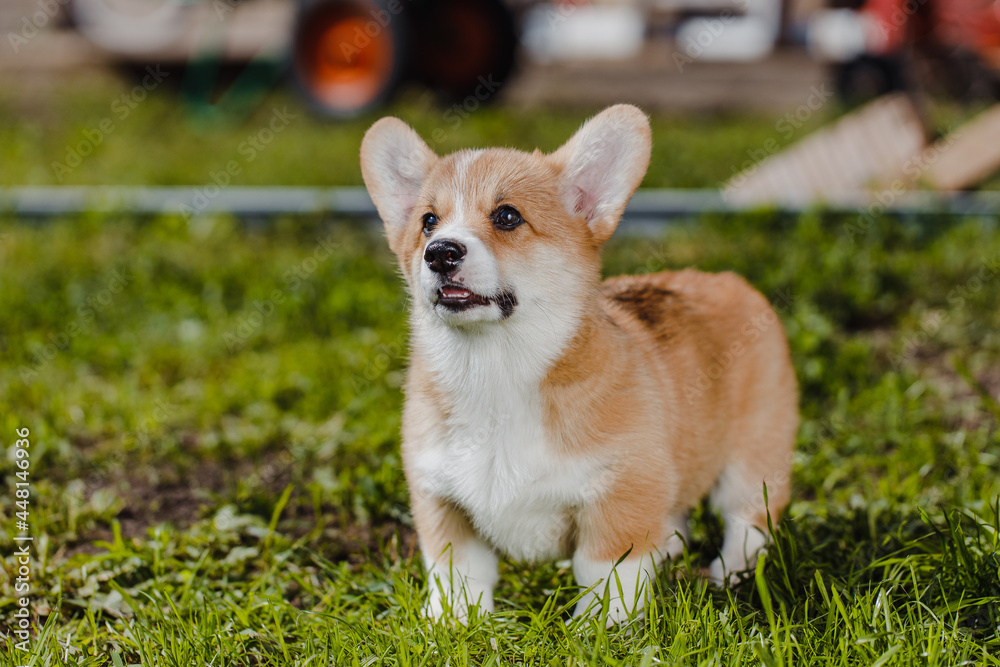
0 74 819 188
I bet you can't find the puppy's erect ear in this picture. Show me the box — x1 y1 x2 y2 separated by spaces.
360 117 437 251
551 105 651 243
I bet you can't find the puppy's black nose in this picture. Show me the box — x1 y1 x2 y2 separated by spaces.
424 240 466 274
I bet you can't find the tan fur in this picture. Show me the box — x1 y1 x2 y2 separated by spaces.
549 270 798 560
360 105 799 620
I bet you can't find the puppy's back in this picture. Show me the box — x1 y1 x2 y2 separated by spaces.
600 268 789 380
600 269 798 510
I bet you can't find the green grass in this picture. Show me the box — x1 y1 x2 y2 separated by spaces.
0 210 998 665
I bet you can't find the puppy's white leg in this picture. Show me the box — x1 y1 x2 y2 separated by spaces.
411 492 498 622
709 463 773 586
571 550 658 627
663 513 689 561
571 476 670 626
708 514 767 586
424 538 498 623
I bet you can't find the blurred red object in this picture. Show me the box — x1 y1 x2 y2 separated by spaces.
809 0 1000 100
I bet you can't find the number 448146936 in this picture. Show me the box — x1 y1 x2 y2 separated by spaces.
14 427 30 529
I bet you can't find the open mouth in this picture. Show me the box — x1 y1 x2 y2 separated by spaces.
435 284 518 317
436 284 491 310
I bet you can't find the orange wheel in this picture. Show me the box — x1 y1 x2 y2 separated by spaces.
292 0 407 119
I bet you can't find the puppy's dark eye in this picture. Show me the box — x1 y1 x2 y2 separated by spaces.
493 205 524 231
421 212 438 236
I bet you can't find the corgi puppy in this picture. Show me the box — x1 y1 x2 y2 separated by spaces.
360 105 798 625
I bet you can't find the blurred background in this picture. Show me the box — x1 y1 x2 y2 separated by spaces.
1 0 999 196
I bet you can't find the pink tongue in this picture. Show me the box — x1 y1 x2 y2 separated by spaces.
442 287 471 299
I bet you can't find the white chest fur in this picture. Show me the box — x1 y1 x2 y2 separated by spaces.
411 314 605 562
415 410 596 560
411 393 601 562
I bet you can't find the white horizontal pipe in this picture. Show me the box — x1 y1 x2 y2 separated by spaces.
2 186 999 220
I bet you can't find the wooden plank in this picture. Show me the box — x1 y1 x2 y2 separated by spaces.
724 93 927 205
923 105 1000 191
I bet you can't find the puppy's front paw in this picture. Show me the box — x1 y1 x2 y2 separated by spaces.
424 583 495 624
424 586 470 624
571 590 643 629
424 586 454 621
572 550 655 628
707 558 750 587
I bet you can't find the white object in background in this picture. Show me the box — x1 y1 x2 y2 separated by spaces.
676 0 780 62
807 9 881 62
677 16 774 61
71 0 192 55
522 4 647 63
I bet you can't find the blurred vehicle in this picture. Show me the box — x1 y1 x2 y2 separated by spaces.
807 0 1000 101
68 0 518 118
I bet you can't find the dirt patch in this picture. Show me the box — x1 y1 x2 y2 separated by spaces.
63 446 294 556
63 446 418 567
972 365 1000 399
330 521 418 568
895 343 999 430
856 326 999 433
